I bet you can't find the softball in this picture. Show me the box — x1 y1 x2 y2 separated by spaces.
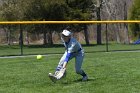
37 55 42 60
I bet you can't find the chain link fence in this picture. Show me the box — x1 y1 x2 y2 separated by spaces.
0 21 140 56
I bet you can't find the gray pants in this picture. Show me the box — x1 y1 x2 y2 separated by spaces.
56 50 85 75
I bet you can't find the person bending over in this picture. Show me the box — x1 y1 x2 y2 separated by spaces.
49 29 88 82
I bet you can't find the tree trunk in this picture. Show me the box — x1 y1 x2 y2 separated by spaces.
43 30 47 45
84 25 89 45
43 25 48 45
115 24 121 43
124 24 129 44
123 1 129 44
19 25 23 47
8 26 11 45
48 30 53 45
96 7 102 45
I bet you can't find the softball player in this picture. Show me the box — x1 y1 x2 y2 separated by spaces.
49 29 88 82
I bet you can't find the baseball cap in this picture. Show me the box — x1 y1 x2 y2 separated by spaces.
62 30 71 36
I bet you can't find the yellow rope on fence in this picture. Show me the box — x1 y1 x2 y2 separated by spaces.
0 20 139 24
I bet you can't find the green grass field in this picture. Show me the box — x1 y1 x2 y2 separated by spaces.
0 50 140 93
1 44 140 56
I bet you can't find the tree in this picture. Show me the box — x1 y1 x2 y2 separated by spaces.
23 0 69 45
66 0 94 45
95 0 102 45
0 0 21 45
102 0 132 44
91 0 132 44
0 0 94 46
44 1 69 45
129 0 140 40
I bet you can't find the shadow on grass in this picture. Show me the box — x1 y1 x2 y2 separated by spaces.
60 78 96 85
26 44 100 48
73 78 96 83
26 44 64 48
25 43 111 48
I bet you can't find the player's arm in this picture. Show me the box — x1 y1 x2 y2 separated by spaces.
63 41 76 68
63 52 72 68
54 52 72 80
62 61 67 68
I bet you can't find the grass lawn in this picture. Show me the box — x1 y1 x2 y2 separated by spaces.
0 51 140 93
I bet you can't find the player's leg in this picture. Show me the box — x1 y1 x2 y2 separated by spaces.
75 52 88 81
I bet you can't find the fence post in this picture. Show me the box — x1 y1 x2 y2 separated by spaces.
19 24 23 55
106 23 109 52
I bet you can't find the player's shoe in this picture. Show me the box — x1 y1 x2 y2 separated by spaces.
82 75 88 81
48 73 57 83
